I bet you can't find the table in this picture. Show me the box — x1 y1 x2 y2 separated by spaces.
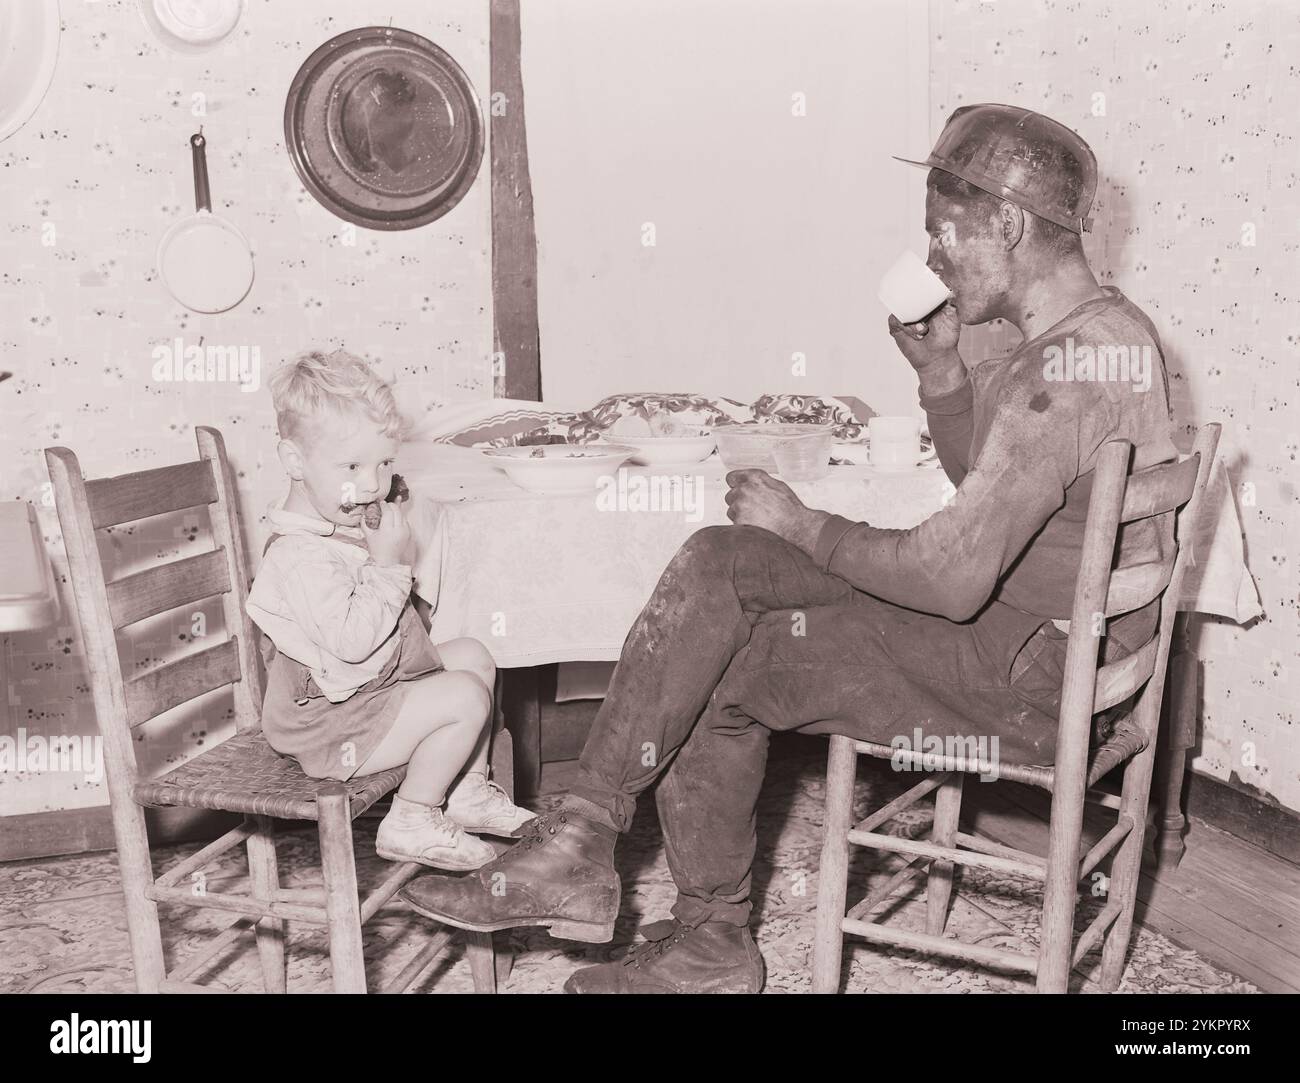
401 444 955 667
400 442 950 798
399 441 1260 860
0 501 60 739
0 501 59 633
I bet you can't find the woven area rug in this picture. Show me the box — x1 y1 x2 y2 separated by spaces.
0 740 1257 994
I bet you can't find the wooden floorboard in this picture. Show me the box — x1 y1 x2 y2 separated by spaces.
988 783 1300 965
990 782 1300 947
965 783 1300 993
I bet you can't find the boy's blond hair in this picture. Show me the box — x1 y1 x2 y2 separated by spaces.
269 350 406 445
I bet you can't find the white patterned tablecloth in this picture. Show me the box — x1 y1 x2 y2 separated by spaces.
398 443 1259 668
399 444 951 667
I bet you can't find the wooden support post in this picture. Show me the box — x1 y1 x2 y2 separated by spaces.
317 783 367 994
500 668 542 804
490 0 541 401
811 736 857 994
926 775 964 935
465 931 499 993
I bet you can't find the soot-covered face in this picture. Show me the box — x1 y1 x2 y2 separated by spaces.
923 187 1012 326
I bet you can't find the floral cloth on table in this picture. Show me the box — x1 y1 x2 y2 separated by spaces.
749 394 871 440
433 391 877 448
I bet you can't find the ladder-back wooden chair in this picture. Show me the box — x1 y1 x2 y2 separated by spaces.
812 424 1220 993
45 426 506 993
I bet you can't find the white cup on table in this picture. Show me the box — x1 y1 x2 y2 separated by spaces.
878 249 952 324
868 416 926 471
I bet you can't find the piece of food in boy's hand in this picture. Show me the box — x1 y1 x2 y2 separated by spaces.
353 474 409 527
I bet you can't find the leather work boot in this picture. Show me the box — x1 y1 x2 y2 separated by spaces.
400 809 620 943
563 918 765 993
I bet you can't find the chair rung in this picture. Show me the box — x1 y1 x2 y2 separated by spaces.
150 882 326 924
360 860 424 923
381 929 456 994
1072 899 1123 966
1085 787 1123 811
155 822 253 888
954 831 1047 870
85 457 218 529
1120 452 1200 522
1094 637 1158 712
125 637 242 727
168 916 257 983
855 774 948 833
848 829 1046 880
853 738 1056 789
107 547 231 628
856 740 1001 779
845 857 928 922
1078 818 1134 879
842 917 1038 975
158 978 235 993
273 886 327 904
1105 560 1174 617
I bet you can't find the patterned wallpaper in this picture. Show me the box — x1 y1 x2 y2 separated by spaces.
930 0 1299 809
1 1 492 817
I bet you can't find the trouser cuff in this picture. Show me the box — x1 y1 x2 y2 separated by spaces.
671 893 751 929
559 793 622 833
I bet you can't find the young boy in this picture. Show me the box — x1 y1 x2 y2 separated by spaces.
246 349 532 869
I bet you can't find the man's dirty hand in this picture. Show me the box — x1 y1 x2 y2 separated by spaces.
888 302 966 396
724 469 830 554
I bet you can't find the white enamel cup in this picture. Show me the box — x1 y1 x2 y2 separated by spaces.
868 416 932 471
878 249 951 324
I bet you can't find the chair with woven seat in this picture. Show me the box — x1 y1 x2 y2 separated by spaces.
45 426 509 993
811 423 1220 994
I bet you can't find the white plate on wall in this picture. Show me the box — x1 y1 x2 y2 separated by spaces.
0 0 61 144
138 0 244 53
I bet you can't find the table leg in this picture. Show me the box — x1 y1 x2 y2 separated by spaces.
1152 613 1196 870
0 634 12 740
500 668 542 805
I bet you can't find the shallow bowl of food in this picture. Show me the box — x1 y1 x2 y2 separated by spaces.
597 427 716 467
713 423 836 472
483 443 637 494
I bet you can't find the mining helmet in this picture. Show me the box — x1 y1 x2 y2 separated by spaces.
895 103 1097 234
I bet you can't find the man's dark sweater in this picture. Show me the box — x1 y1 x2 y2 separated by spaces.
544 288 1183 920
812 287 1178 649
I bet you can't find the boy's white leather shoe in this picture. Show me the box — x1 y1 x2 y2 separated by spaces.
446 772 536 837
376 799 496 871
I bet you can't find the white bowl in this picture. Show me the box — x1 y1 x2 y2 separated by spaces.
713 423 836 472
597 430 716 467
483 444 636 494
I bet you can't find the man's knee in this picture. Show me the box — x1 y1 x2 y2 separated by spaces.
676 524 775 569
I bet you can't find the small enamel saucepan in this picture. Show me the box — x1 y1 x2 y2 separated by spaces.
157 132 254 313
